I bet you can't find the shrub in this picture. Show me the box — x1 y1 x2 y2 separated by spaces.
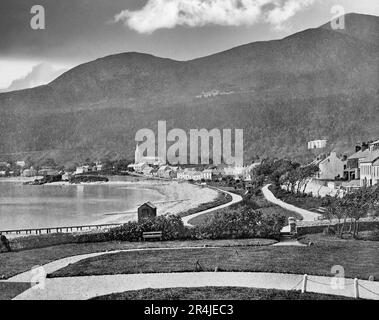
108 215 188 241
191 205 285 240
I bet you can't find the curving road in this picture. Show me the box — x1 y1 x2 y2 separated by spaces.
262 184 321 222
5 246 379 300
182 187 243 227
11 271 379 300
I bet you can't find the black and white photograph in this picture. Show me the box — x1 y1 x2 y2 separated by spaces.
0 0 379 308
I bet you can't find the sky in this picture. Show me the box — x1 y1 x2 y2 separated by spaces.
0 0 378 91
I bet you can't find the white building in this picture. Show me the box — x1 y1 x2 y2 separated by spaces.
308 140 327 150
21 167 37 177
359 150 379 187
16 161 26 168
142 166 154 176
223 166 246 178
201 169 213 181
313 152 345 180
75 167 87 175
134 162 148 173
177 169 202 181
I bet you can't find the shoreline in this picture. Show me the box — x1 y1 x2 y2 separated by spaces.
0 176 219 232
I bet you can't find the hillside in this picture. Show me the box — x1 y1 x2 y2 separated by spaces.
0 13 378 166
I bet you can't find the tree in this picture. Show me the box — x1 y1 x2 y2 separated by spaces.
345 187 379 238
296 164 319 194
322 194 344 236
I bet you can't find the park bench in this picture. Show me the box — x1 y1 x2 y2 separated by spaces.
142 231 163 241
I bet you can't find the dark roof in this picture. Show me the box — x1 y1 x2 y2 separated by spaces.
360 150 379 163
348 149 370 160
140 202 157 209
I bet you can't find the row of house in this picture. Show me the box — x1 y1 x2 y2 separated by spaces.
312 139 379 188
130 159 261 182
75 163 103 175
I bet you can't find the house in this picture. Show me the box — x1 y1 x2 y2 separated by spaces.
21 167 37 177
75 166 88 175
169 170 177 179
313 152 345 180
176 168 202 181
191 171 203 181
93 162 103 171
142 166 154 176
308 140 327 150
138 202 157 222
201 169 213 181
359 150 379 187
38 166 59 176
134 162 148 173
157 165 169 178
243 162 261 181
62 172 73 181
16 161 26 168
0 162 10 168
344 142 370 181
223 166 246 178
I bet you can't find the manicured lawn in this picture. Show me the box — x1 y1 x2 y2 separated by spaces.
48 238 379 280
271 187 324 212
0 238 275 279
91 286 354 300
0 282 30 300
188 197 302 226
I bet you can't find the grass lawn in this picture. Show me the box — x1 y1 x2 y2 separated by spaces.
0 238 275 279
188 196 302 226
0 282 30 300
91 287 354 300
271 187 324 211
48 237 379 281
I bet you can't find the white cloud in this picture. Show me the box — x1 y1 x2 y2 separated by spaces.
0 63 67 93
266 0 316 29
114 0 317 34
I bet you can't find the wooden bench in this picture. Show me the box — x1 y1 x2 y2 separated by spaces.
142 231 163 241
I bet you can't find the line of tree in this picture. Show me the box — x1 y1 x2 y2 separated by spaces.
322 187 379 238
252 158 319 194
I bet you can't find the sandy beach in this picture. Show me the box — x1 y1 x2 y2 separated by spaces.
92 180 219 225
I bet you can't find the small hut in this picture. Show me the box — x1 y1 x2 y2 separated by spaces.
138 202 157 222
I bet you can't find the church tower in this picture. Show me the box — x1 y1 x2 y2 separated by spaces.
135 143 142 164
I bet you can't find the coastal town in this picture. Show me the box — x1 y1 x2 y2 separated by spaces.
2 138 379 194
1 3 378 305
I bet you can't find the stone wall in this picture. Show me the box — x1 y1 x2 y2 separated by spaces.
296 217 379 236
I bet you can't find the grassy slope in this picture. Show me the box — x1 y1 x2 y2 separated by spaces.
92 287 354 300
0 238 275 279
188 195 303 226
0 282 31 300
48 238 379 280
271 187 325 211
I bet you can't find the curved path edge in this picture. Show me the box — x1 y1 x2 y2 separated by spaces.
11 271 379 300
262 184 321 222
182 187 243 227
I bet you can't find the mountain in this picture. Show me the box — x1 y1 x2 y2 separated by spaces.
0 13 378 166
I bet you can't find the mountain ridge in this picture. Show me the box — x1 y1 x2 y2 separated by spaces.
0 13 378 165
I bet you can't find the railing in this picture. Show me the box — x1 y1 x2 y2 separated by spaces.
0 223 122 236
